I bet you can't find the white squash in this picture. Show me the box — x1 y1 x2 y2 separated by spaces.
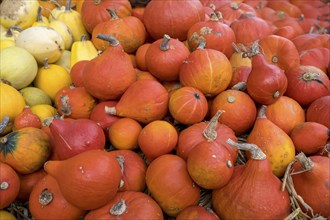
48 20 74 50
15 26 65 64
0 46 38 89
0 0 40 29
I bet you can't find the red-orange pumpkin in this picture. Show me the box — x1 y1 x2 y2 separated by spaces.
299 47 329 74
217 2 257 24
0 162 20 209
145 154 200 217
306 95 330 128
176 206 220 220
13 106 42 130
143 0 205 41
169 86 208 125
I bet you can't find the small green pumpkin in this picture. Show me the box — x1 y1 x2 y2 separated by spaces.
0 127 50 174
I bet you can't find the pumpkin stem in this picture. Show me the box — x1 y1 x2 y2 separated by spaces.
209 12 219 21
202 110 225 141
257 105 267 119
96 34 120 47
110 199 127 216
209 3 216 10
294 152 314 172
216 11 223 20
197 37 207 50
231 82 247 91
65 0 72 12
227 96 236 103
0 181 9 190
43 58 50 69
0 115 9 134
36 6 43 22
105 106 117 115
6 26 22 37
230 2 239 10
39 188 54 206
60 95 72 116
106 9 119 20
226 138 266 160
273 90 280 99
301 71 328 88
160 34 171 51
80 34 88 42
115 155 125 188
94 0 102 5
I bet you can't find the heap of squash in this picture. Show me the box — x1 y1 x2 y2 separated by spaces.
0 0 329 219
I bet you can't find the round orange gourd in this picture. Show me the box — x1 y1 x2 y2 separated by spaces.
210 89 257 136
54 85 97 119
44 149 122 210
306 95 330 128
108 117 142 150
29 174 85 220
169 86 208 125
17 169 47 201
135 43 151 71
0 162 20 209
0 127 51 174
138 120 178 163
265 96 305 134
176 206 220 220
13 106 42 130
179 39 232 97
146 154 200 217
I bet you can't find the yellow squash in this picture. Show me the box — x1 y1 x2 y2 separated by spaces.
32 6 49 27
0 0 40 29
0 26 22 49
70 35 98 68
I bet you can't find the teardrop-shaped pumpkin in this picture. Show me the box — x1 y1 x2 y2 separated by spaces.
82 34 136 101
44 149 122 210
105 79 169 124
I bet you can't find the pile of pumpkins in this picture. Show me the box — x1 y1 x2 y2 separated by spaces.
0 0 329 219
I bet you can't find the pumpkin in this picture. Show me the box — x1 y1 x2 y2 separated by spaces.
47 117 106 160
258 35 300 73
169 86 208 125
13 106 42 130
284 65 330 107
217 2 257 24
108 117 142 150
290 122 329 154
0 127 51 174
267 0 303 18
143 0 205 41
228 66 252 89
29 174 86 220
84 191 163 220
108 150 147 192
288 153 330 217
273 25 300 40
82 34 136 101
29 104 58 123
0 82 26 135
187 11 236 58
135 43 151 71
44 149 122 210
230 12 272 46
271 15 304 38
54 85 97 119
17 168 46 201
145 154 200 217
210 89 257 136
0 46 38 90
176 206 220 220
265 96 305 135
105 79 169 124
299 47 329 74
145 34 190 81
306 95 330 128
33 58 72 102
0 0 39 29
212 139 291 219
91 9 147 54
81 0 132 34
291 33 330 52
176 110 238 162
0 162 20 209
247 105 296 177
69 60 89 87
138 120 178 163
179 38 232 97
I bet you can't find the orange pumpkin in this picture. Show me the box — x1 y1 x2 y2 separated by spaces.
306 95 330 128
169 86 208 125
217 2 257 24
135 43 151 71
146 154 200 217
138 120 178 163
84 191 163 220
54 85 97 119
108 117 142 150
13 106 42 130
210 89 257 136
29 174 86 219
176 205 220 220
0 127 50 174
108 150 147 192
0 162 20 209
